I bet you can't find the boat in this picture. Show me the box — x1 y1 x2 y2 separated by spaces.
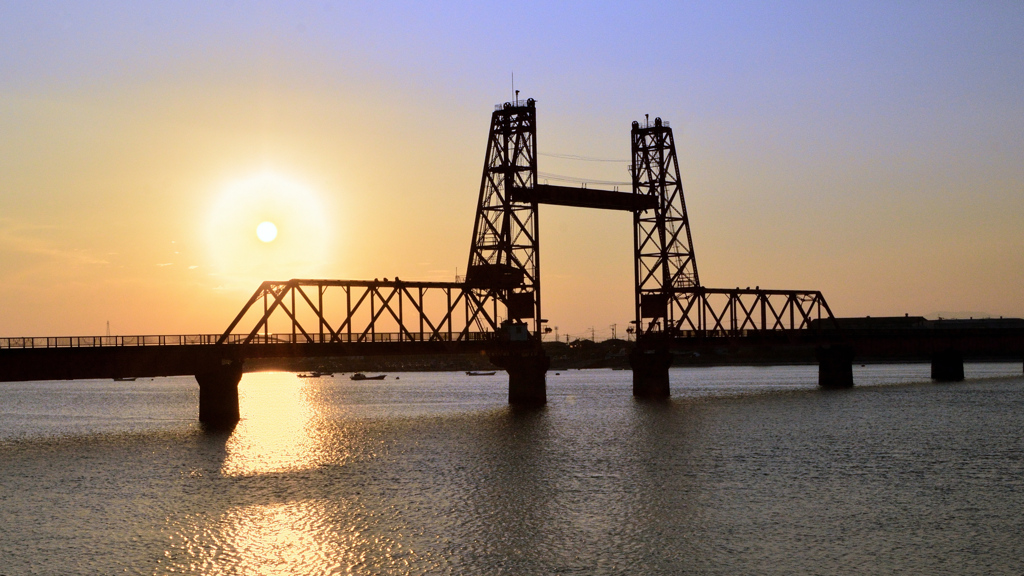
465 371 497 376
350 373 387 381
297 371 333 378
112 377 137 382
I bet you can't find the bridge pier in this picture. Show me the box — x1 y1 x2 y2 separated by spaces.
817 346 854 389
630 345 672 399
489 347 550 405
931 349 964 382
195 361 243 429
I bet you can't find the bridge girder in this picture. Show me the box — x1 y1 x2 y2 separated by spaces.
218 279 502 346
663 288 836 335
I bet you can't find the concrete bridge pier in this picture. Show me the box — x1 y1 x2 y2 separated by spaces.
931 349 964 382
195 361 244 429
630 345 672 399
489 347 550 406
817 346 854 389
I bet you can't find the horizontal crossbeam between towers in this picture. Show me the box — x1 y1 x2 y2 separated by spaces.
510 184 658 212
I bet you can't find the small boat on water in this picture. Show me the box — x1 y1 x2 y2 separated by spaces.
297 371 333 379
466 371 497 376
350 372 387 381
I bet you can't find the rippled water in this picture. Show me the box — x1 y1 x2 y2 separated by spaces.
2 364 1023 575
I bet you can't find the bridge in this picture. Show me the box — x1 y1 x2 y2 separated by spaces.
2 98 1022 428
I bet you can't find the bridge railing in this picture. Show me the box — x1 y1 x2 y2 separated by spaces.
0 334 223 349
672 329 756 339
670 328 825 339
0 331 495 349
231 332 495 344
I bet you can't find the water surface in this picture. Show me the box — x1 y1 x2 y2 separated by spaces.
2 364 1022 574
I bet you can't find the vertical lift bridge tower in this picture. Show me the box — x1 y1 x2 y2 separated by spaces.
466 99 836 403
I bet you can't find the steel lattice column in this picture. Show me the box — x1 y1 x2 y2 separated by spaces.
465 98 541 336
632 116 700 336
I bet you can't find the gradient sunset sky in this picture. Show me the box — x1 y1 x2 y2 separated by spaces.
2 1 1022 339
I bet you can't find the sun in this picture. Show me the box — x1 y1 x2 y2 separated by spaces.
256 221 278 243
204 171 335 285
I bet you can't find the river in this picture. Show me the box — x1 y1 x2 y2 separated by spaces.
1 363 1022 574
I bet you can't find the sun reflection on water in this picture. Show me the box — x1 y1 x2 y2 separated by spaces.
220 372 330 476
160 373 429 574
167 499 366 575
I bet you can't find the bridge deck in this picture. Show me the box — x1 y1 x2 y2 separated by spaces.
666 326 1024 362
0 334 497 382
4 325 1021 383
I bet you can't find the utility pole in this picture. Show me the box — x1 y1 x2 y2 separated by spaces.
591 327 596 342
610 323 617 340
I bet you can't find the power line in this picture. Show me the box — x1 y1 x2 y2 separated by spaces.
539 152 629 163
537 171 632 186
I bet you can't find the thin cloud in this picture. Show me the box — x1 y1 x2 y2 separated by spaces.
0 220 109 265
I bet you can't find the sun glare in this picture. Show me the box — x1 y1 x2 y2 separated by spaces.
205 171 335 285
256 221 278 242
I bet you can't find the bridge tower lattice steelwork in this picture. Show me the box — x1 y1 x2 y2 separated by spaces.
465 98 541 336
632 117 700 336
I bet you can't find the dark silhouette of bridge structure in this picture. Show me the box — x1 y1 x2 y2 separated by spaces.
3 98 1023 427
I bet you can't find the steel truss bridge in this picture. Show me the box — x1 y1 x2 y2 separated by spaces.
3 98 1022 426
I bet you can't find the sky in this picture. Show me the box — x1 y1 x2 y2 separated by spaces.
1 1 1022 339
